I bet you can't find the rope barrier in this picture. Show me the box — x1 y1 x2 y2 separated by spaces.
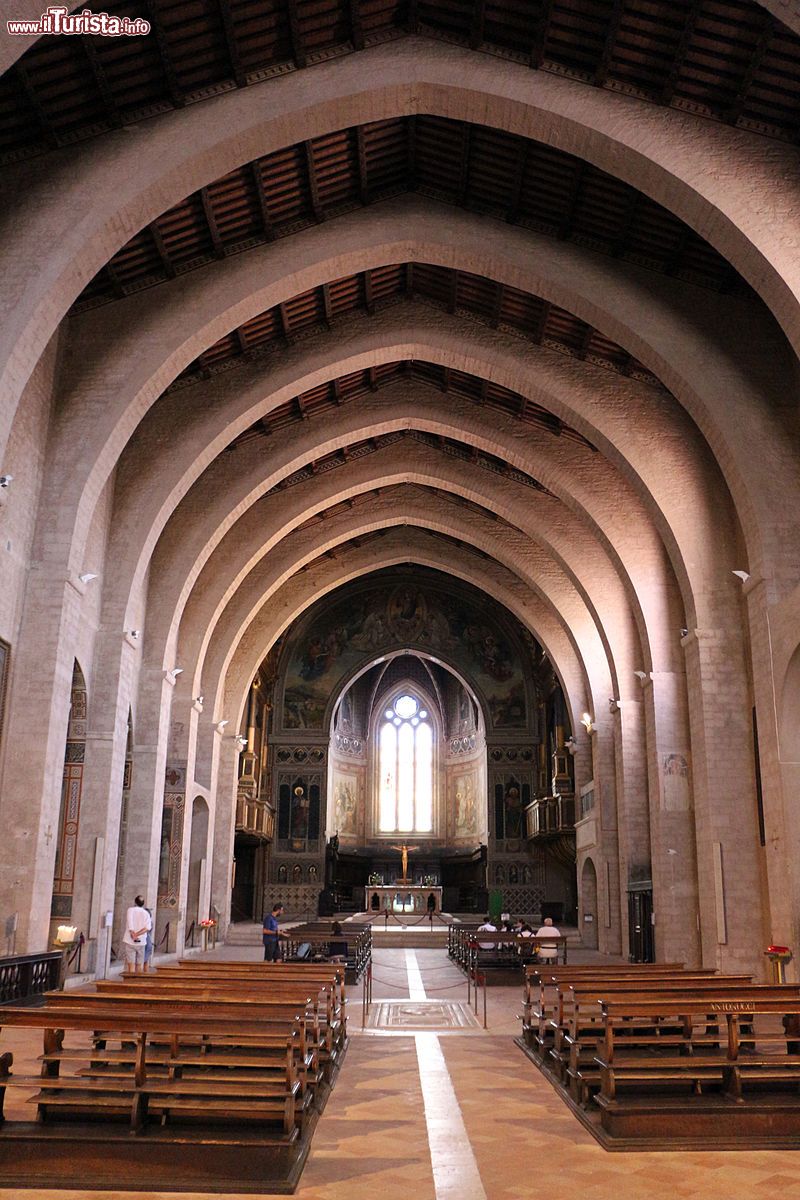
366 974 469 992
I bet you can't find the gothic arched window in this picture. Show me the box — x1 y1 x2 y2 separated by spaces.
378 694 433 833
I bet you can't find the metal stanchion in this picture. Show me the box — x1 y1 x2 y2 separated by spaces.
482 972 487 1029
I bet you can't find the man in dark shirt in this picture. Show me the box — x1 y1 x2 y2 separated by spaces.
262 902 285 961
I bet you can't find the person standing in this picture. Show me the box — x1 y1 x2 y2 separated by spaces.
262 902 285 961
143 907 154 973
122 895 151 972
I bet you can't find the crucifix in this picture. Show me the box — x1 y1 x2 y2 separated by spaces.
389 842 419 883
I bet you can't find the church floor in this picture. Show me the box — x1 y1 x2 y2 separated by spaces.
8 947 800 1200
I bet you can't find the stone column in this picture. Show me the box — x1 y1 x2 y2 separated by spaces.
116 665 176 948
641 670 701 966
683 625 766 974
0 578 83 953
70 633 137 976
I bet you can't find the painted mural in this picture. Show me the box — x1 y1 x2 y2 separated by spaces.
283 582 530 730
332 772 359 838
453 771 479 838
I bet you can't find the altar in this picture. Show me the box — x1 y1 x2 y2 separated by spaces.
367 884 443 914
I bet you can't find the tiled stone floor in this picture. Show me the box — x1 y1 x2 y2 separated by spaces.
6 946 800 1200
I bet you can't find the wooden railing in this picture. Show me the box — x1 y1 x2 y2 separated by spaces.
525 794 576 840
0 951 62 1005
235 794 275 840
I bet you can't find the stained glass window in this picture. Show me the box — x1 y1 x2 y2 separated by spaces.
378 695 433 833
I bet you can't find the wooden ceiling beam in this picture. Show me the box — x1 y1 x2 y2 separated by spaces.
216 0 247 86
458 125 472 205
278 302 292 342
491 282 505 328
103 259 126 301
407 116 418 188
236 327 250 357
506 139 528 223
251 162 275 241
559 160 587 238
530 0 555 69
577 324 594 360
82 38 123 127
321 282 333 327
200 187 225 258
595 0 626 87
470 0 486 49
350 0 365 50
15 64 60 149
534 300 551 343
286 0 308 68
610 190 639 258
727 14 774 125
363 269 375 315
150 224 176 278
304 141 323 222
355 124 369 203
141 0 185 106
448 270 459 314
660 0 703 105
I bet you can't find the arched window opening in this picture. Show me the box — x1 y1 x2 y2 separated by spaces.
378 693 433 834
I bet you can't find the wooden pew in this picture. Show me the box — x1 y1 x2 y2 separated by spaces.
522 965 704 1053
0 1002 308 1137
554 975 755 1098
160 963 347 1045
592 990 800 1141
105 975 345 1068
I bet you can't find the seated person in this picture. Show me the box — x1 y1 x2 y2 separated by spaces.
327 920 348 963
534 916 561 960
477 915 498 951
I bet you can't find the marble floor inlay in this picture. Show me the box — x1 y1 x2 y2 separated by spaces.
369 1000 481 1029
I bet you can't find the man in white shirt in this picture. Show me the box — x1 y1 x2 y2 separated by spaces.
122 895 152 971
477 915 497 951
535 916 561 961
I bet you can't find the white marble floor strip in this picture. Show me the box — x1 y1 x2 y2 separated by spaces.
405 948 427 999
415 1032 488 1200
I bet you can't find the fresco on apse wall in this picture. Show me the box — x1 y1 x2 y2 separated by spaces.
283 583 528 730
332 772 359 837
453 770 479 838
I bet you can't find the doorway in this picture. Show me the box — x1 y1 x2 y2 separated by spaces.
628 884 655 962
231 833 266 922
580 857 599 950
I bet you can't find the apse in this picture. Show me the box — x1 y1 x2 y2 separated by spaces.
232 566 577 921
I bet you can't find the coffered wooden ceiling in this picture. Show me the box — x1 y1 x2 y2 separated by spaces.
4 0 799 165
171 261 660 395
75 114 751 312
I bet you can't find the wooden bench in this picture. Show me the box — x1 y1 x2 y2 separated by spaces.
522 962 692 1046
591 991 800 1141
0 1002 308 1137
156 963 347 1048
466 932 569 985
555 976 756 1099
104 977 345 1068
